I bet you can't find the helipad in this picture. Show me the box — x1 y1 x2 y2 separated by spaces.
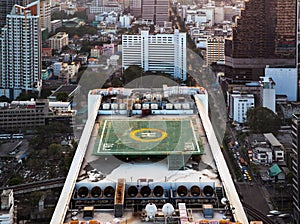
93 119 204 156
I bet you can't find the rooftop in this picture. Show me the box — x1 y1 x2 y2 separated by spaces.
51 86 248 224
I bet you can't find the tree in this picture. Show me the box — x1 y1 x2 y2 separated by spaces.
0 95 10 102
122 65 143 84
40 89 52 99
48 143 62 158
16 92 38 101
8 173 23 186
246 107 281 134
56 92 69 102
111 77 123 87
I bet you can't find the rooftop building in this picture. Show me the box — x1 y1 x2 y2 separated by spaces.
51 85 248 224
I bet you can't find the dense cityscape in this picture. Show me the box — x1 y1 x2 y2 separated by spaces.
0 0 299 223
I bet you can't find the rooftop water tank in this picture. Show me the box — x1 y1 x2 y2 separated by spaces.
111 103 118 110
145 203 157 220
134 103 141 109
102 103 110 110
162 203 174 217
151 104 158 110
119 103 126 110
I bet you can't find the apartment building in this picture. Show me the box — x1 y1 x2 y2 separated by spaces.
40 0 51 32
206 37 225 66
49 32 69 52
228 92 255 123
0 1 41 92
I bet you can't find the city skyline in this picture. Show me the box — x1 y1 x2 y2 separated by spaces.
0 0 298 223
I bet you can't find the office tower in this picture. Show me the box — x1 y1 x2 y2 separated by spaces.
40 0 51 32
225 0 297 81
0 0 24 28
292 114 300 224
122 29 187 80
142 0 169 26
0 1 41 92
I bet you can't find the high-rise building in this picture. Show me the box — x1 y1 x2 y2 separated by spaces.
225 0 297 81
0 1 41 93
292 113 300 224
142 0 169 26
206 37 225 66
0 0 24 28
260 77 276 113
122 29 187 80
40 0 51 32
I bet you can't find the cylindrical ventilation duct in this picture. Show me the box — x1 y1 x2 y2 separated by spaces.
177 185 188 197
153 185 164 197
190 185 201 197
127 186 138 197
203 185 214 197
140 186 151 197
104 186 115 197
78 186 89 198
91 186 102 198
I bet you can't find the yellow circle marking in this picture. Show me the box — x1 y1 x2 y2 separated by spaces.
130 128 168 142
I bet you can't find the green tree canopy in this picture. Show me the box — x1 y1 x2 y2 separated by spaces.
16 92 38 101
123 65 143 84
0 95 10 102
56 92 69 102
246 107 281 134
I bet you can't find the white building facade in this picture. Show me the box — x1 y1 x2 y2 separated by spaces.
0 1 41 92
260 77 276 113
49 32 69 52
40 0 51 32
228 92 255 123
265 66 297 101
122 30 187 80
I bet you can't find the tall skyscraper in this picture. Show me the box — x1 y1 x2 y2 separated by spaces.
225 0 297 81
0 0 24 28
292 113 300 224
142 0 169 26
40 0 51 32
0 1 41 93
122 29 187 80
